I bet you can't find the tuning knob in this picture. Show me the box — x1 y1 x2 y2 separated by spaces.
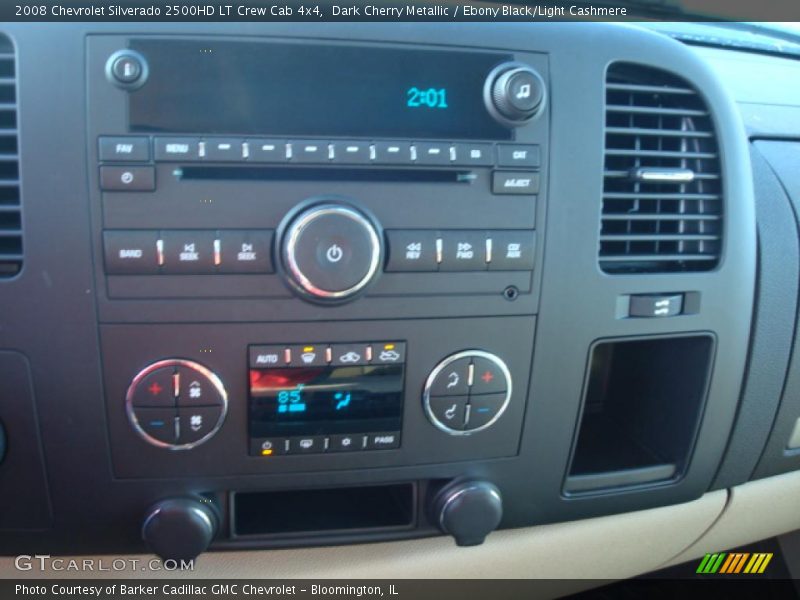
432 481 503 546
280 202 382 302
485 63 546 126
142 497 218 561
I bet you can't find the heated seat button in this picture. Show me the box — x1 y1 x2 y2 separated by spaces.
466 393 507 430
428 396 468 431
385 230 438 272
161 230 216 274
135 408 177 445
131 367 176 408
488 231 536 271
440 231 487 271
217 230 274 273
471 357 508 395
177 406 222 445
429 357 471 396
104 230 159 274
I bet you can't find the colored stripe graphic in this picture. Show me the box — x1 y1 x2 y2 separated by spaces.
744 553 773 574
697 553 727 574
719 553 749 573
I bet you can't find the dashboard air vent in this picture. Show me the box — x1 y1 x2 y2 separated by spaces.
0 35 20 278
600 63 722 274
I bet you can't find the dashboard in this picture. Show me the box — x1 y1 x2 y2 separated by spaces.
0 19 800 583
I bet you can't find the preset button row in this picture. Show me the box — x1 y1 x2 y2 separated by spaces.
104 229 273 275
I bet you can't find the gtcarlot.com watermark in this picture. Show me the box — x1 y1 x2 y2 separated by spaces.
14 554 194 573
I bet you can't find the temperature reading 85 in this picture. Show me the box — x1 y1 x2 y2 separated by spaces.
277 385 307 414
407 87 449 109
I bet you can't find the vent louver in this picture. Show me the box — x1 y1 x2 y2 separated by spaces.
600 63 722 274
0 35 20 278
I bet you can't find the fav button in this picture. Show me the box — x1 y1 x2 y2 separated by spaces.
177 406 222 445
429 357 470 396
428 396 468 431
470 357 509 395
98 137 150 162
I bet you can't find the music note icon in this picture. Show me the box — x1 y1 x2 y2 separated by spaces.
516 83 531 100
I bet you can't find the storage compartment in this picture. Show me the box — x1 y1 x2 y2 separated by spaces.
565 335 714 493
232 483 416 537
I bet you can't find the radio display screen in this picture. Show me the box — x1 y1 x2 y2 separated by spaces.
249 364 404 439
128 40 513 140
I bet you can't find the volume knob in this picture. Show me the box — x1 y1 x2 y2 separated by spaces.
433 480 503 547
485 63 546 126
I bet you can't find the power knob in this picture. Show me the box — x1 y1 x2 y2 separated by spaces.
432 480 503 547
142 497 218 561
280 202 382 302
484 62 546 127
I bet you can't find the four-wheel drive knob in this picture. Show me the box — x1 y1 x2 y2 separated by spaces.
432 480 503 546
142 497 218 561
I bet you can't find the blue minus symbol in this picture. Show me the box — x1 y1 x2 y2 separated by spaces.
149 420 165 427
289 403 307 413
477 408 490 414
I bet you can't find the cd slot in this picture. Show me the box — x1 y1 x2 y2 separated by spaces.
177 165 476 184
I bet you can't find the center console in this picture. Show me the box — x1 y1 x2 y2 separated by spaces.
0 22 756 560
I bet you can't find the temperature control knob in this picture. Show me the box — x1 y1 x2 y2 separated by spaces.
281 202 382 302
142 497 218 561
432 480 503 547
126 359 228 450
485 63 546 126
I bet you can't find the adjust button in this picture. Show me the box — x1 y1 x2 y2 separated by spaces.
385 230 438 272
135 408 177 445
131 367 176 408
100 166 155 191
104 230 159 274
471 357 508 395
217 230 274 274
428 396 468 431
429 357 470 396
492 171 540 195
177 406 222 445
161 230 216 274
466 393 506 430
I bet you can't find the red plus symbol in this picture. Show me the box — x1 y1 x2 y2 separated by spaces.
147 382 163 396
481 371 494 384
